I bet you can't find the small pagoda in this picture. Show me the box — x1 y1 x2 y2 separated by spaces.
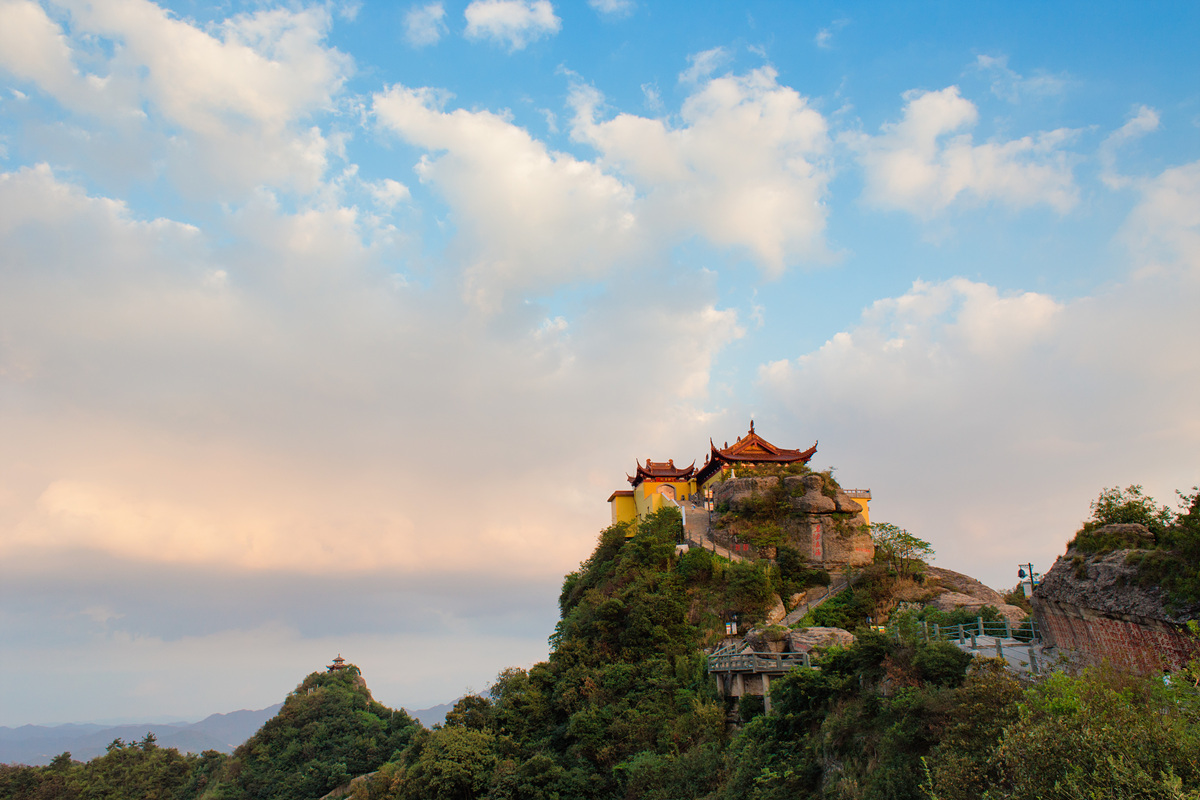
627 458 696 488
694 421 817 486
327 654 348 672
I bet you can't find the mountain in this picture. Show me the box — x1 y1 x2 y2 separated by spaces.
403 700 457 729
0 703 282 766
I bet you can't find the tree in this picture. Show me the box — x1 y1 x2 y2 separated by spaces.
870 522 933 577
1085 485 1175 535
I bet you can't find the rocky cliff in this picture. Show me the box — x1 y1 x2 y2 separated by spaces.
710 473 873 567
1033 523 1200 673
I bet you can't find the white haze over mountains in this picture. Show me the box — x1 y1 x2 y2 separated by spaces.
0 0 1197 725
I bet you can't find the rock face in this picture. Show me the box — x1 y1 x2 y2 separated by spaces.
1036 546 1178 621
786 627 855 653
1033 539 1200 674
765 594 787 625
929 591 1028 625
924 567 1007 607
713 477 782 512
711 474 873 568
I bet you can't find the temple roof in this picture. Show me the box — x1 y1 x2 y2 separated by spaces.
695 421 816 485
627 458 696 488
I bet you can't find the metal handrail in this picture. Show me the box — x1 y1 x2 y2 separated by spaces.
707 650 813 673
890 616 1040 644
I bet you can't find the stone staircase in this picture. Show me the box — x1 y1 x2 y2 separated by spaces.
681 500 747 563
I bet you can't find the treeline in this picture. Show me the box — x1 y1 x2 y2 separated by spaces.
0 669 419 800
6 501 1200 800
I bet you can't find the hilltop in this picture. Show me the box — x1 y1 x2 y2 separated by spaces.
4 486 1199 800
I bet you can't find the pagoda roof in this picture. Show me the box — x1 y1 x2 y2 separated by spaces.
695 422 816 484
628 458 696 488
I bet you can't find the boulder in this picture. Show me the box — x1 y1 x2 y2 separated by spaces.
930 591 987 613
924 567 1007 607
1035 546 1198 622
832 491 864 514
712 477 779 512
1088 522 1155 544
788 587 830 610
792 492 836 514
787 627 855 653
929 591 1029 625
994 603 1030 624
765 594 787 625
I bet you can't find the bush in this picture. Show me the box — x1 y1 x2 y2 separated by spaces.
911 641 974 687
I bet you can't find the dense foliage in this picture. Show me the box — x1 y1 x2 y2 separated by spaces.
1070 485 1200 610
363 509 739 800
8 489 1200 800
0 735 225 800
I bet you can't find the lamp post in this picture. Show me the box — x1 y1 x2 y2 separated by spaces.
1017 564 1040 597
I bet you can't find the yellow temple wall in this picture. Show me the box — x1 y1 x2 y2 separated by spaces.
610 494 637 525
630 480 697 520
851 496 870 525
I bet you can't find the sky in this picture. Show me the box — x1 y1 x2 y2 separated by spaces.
0 0 1197 726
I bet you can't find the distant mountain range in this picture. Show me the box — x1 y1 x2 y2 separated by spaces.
403 701 455 729
2 700 456 766
0 704 282 766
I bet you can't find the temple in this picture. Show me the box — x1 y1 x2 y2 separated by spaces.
694 420 817 486
608 422 865 526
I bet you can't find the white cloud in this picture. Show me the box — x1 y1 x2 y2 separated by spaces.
405 2 447 47
366 177 412 209
463 0 561 51
1121 160 1200 276
975 54 1069 103
0 161 740 581
641 81 662 110
679 46 729 85
1100 104 1160 188
851 86 1078 215
0 0 353 199
373 83 638 309
589 0 633 17
815 18 849 49
0 0 92 108
571 67 833 275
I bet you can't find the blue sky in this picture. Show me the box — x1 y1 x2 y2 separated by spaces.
0 0 1197 726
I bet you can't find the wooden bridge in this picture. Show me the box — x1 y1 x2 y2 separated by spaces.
708 647 815 712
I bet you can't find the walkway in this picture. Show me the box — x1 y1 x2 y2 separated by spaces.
781 575 853 626
681 500 747 562
897 618 1053 676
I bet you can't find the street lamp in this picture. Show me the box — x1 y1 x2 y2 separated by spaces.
1017 564 1040 597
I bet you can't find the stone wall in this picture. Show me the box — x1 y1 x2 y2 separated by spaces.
1036 598 1200 674
1033 529 1200 674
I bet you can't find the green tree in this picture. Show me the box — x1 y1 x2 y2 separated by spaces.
214 666 419 800
394 727 496 800
871 522 934 577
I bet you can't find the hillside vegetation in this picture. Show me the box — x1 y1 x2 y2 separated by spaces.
1069 485 1200 612
5 496 1200 800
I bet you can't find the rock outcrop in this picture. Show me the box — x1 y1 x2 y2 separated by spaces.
711 473 873 568
1033 528 1200 674
786 626 855 653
